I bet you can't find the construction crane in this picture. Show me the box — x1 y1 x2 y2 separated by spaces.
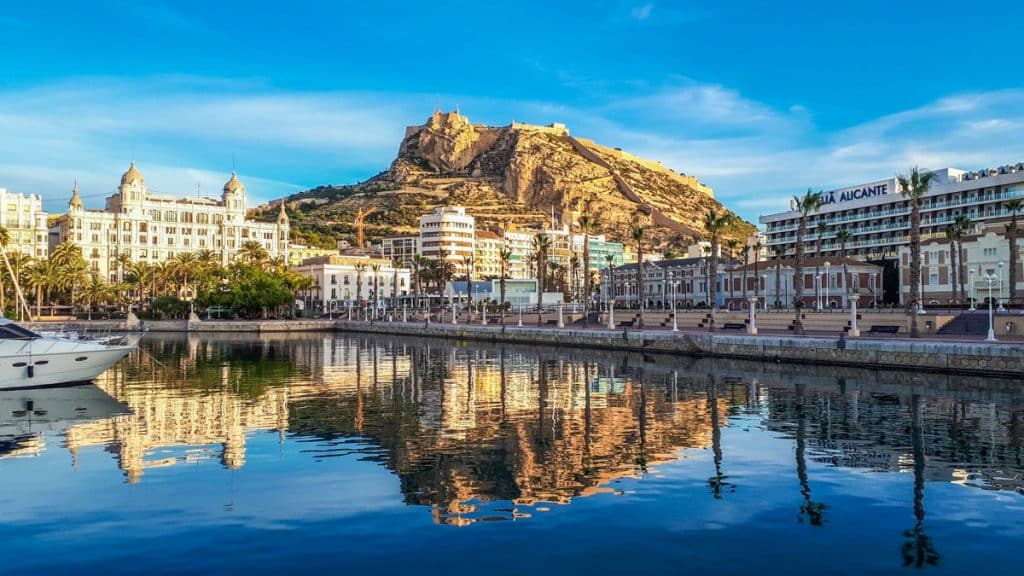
355 207 379 248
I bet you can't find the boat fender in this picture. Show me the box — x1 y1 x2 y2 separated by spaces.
27 365 34 378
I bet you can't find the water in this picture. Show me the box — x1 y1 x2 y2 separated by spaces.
1 333 1022 574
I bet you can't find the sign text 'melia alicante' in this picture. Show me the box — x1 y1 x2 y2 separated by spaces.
819 182 890 206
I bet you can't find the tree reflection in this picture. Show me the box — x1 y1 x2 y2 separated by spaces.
902 394 940 568
795 384 827 526
706 374 733 499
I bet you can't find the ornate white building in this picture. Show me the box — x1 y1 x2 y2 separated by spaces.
55 164 289 281
0 188 48 259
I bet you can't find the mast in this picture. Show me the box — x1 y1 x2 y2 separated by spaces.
0 243 32 321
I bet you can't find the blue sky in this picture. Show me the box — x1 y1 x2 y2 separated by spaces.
1 0 1022 222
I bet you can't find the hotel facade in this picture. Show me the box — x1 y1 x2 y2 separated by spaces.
55 164 289 281
0 188 48 259
760 161 1024 303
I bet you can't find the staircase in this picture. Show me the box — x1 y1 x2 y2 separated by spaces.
938 312 992 336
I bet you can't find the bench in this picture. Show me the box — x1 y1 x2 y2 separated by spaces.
618 320 635 328
722 323 746 331
866 325 900 335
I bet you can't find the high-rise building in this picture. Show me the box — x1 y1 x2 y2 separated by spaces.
54 164 289 281
0 188 48 259
419 206 475 276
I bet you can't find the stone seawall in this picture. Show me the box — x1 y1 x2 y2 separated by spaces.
28 319 338 333
335 321 1024 378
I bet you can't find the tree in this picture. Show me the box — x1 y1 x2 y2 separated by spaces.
239 240 269 267
461 255 473 321
579 208 595 322
631 221 647 329
741 243 751 302
953 214 971 303
753 239 763 303
834 228 852 300
26 258 63 318
79 274 110 320
703 208 737 330
1005 199 1023 303
815 221 828 309
371 263 382 318
355 263 366 312
725 238 741 306
533 233 551 325
499 246 511 325
773 245 785 309
898 167 937 338
944 224 961 306
793 189 823 334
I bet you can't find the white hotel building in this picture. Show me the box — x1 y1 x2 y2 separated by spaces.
760 161 1024 303
0 188 48 259
55 163 289 281
418 206 475 276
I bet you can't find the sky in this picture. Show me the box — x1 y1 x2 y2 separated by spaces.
1 0 1023 222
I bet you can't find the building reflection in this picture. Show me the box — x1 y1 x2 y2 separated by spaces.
22 333 1024 530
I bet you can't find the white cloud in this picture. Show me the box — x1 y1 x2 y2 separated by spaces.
631 3 655 20
1 75 1022 226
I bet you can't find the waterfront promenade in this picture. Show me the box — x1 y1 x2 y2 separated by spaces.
28 309 1024 378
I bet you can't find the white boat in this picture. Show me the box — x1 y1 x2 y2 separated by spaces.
0 318 140 390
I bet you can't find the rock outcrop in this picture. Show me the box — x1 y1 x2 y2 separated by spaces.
269 110 754 249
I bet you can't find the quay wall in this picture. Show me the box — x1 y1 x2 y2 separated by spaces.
335 321 1024 378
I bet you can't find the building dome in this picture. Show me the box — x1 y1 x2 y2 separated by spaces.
120 162 144 186
223 171 245 194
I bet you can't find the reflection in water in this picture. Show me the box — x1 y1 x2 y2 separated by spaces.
6 334 1024 541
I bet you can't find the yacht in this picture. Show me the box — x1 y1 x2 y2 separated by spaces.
0 318 140 390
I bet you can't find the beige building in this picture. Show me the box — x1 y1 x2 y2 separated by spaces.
287 243 337 266
474 230 503 278
379 235 419 265
0 188 48 259
56 164 289 281
897 221 1023 306
291 254 411 311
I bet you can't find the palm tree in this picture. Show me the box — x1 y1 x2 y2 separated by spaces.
725 238 741 306
355 263 366 311
815 220 828 309
793 189 823 334
944 225 961 306
604 253 616 310
499 246 511 325
80 273 110 320
239 240 269 267
953 214 971 303
703 208 737 330
1004 199 1023 303
834 228 852 300
753 239 763 302
115 252 132 284
579 208 595 322
0 226 9 315
533 233 551 325
371 263 381 318
898 167 937 338
631 221 647 329
26 258 63 318
172 252 199 300
461 255 473 321
773 245 784 309
741 243 751 301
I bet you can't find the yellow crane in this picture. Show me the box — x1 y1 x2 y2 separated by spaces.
355 207 379 248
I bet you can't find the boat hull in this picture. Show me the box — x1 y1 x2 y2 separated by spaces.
0 345 133 390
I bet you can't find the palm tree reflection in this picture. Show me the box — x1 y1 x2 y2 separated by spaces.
706 374 733 498
795 384 826 525
902 395 940 568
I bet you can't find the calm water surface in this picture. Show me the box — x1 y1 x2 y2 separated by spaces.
1 333 1023 574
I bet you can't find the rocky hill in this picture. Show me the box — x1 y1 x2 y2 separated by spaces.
261 110 754 250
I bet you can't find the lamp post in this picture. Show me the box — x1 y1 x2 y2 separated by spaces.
986 274 997 342
819 262 827 309
815 274 821 311
671 274 679 332
997 262 1006 311
969 269 977 311
761 274 768 310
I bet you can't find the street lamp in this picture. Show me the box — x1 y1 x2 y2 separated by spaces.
815 273 822 311
819 261 827 309
669 271 679 332
985 273 998 342
761 274 768 310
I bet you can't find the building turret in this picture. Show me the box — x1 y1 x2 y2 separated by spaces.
277 200 289 226
68 180 84 211
118 162 146 205
222 171 247 214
